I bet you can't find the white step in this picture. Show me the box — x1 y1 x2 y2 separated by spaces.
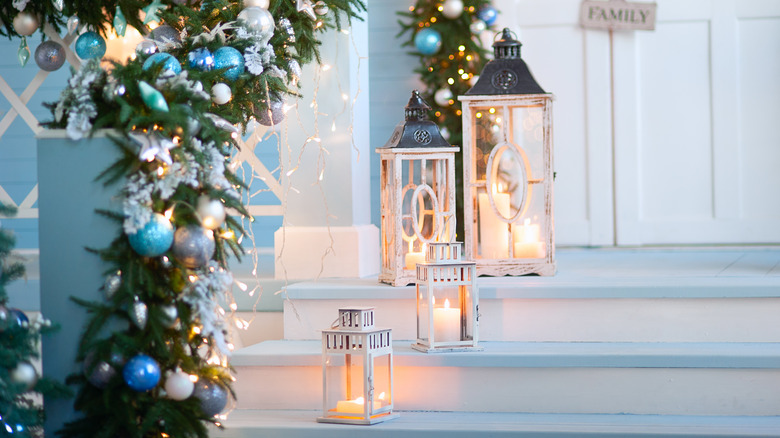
281 248 780 342
230 340 780 416
211 410 780 437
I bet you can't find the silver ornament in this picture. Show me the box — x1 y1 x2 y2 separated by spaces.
34 40 66 71
54 0 64 11
193 379 229 417
150 25 181 44
441 0 464 19
172 226 215 269
237 7 274 43
131 297 148 329
314 1 329 15
103 271 122 299
187 118 201 135
244 0 270 7
470 20 487 35
136 40 158 56
278 18 295 43
0 305 9 332
11 361 38 390
160 304 178 328
203 113 239 135
434 88 454 106
84 353 116 388
296 0 316 20
67 15 80 35
256 98 286 126
13 12 39 37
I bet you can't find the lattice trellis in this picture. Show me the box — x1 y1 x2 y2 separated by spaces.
0 25 283 223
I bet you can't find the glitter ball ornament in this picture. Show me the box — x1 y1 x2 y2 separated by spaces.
469 19 487 35
150 25 181 44
414 28 443 55
255 97 285 126
197 196 226 229
193 379 229 417
172 225 215 269
477 6 498 25
34 41 66 71
279 18 296 42
13 12 39 36
123 354 161 392
187 47 215 71
434 88 454 106
211 83 232 105
10 361 38 390
237 7 274 42
165 370 194 400
441 0 464 19
136 40 158 57
75 31 107 59
83 352 116 388
142 52 181 75
127 213 174 257
130 297 148 329
213 46 245 81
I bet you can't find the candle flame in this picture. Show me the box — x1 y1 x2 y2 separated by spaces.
524 218 531 226
354 397 365 405
379 392 386 401
444 298 451 309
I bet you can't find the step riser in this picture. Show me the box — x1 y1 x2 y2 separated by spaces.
284 298 780 342
233 365 780 416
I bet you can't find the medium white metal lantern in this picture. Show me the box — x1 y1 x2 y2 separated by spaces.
377 90 459 287
412 242 481 353
458 28 556 276
318 307 398 425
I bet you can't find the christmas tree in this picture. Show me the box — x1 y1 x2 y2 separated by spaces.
397 0 497 238
0 202 70 437
34 1 366 436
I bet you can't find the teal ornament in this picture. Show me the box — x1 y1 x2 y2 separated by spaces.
414 28 442 55
114 6 127 37
477 6 498 25
138 81 169 112
75 31 107 59
187 47 215 71
18 37 30 67
142 52 181 76
213 47 244 81
142 0 165 25
127 213 174 257
172 225 215 269
123 354 161 392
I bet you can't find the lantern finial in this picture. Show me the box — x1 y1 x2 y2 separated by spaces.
493 28 522 60
465 28 545 96
405 90 431 121
378 90 454 149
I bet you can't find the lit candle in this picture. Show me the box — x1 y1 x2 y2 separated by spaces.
336 396 382 414
477 184 510 259
512 218 546 258
433 298 461 342
405 241 426 270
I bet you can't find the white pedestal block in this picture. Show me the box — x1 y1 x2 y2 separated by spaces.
274 225 379 280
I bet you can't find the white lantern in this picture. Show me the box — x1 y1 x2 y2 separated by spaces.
377 91 458 286
458 28 556 276
413 242 480 352
318 307 398 425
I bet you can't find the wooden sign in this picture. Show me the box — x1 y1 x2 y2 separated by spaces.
580 0 657 31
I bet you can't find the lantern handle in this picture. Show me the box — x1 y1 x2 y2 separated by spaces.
493 28 519 43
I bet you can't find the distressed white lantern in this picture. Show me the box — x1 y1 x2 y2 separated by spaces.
458 28 556 276
377 90 459 287
318 307 398 425
412 242 481 353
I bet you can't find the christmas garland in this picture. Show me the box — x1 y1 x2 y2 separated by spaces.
36 0 366 436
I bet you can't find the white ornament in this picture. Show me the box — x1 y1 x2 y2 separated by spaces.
13 11 38 36
434 88 454 106
441 0 464 19
165 370 195 400
244 0 270 8
211 83 232 105
469 20 486 35
197 196 226 230
11 361 37 390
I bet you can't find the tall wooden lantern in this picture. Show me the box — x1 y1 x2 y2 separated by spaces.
377 90 459 286
458 28 556 276
318 307 398 425
412 242 481 353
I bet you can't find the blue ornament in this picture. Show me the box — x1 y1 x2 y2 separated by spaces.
75 31 106 59
414 28 442 55
187 47 215 71
213 46 245 81
123 354 161 392
477 6 498 26
142 52 182 76
127 213 174 257
8 308 28 327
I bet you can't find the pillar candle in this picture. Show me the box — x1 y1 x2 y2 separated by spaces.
512 218 546 258
433 298 461 342
477 185 510 259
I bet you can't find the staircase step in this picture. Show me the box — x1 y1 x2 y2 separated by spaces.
231 340 780 416
211 410 780 438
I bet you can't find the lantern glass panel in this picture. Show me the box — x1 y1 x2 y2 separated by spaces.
323 352 392 419
510 105 546 180
417 281 476 347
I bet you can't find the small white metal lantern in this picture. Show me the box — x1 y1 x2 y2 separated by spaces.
318 307 398 425
458 28 556 277
377 90 459 287
412 242 481 353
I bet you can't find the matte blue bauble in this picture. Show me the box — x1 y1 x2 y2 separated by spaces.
414 28 442 55
75 31 107 59
123 354 161 392
187 47 215 71
127 213 174 257
213 46 245 81
143 52 182 75
477 6 498 25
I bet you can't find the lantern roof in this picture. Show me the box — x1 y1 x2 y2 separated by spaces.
378 90 454 150
465 28 546 96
